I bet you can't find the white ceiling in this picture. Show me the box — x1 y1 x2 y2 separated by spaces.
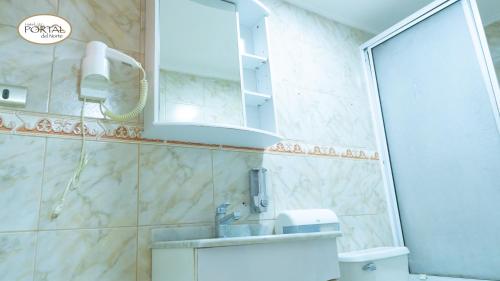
283 0 500 34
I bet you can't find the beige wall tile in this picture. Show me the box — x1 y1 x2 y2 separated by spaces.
495 63 500 81
39 138 138 229
264 0 371 101
0 134 44 231
59 0 141 52
139 144 214 225
485 21 500 62
267 153 328 213
496 64 500 82
159 70 244 126
322 159 387 216
49 39 141 120
274 84 376 148
261 0 376 149
0 232 36 281
0 25 53 113
0 0 57 27
137 227 152 281
485 21 500 82
268 154 387 217
337 213 394 252
35 228 137 281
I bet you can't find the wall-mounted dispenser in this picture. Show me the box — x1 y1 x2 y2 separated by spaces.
249 168 269 213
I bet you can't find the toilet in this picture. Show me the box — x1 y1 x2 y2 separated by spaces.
338 247 410 281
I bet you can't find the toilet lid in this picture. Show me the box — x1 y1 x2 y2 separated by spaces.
338 247 409 262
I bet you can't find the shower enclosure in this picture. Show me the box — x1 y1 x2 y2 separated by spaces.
362 0 500 280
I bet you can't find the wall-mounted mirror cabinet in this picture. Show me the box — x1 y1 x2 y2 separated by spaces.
144 0 282 148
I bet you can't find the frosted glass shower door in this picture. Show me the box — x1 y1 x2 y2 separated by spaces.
368 0 500 280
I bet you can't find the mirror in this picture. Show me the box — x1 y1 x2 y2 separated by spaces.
158 0 244 126
477 0 500 87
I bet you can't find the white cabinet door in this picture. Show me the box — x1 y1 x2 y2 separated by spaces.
152 248 195 281
197 239 339 281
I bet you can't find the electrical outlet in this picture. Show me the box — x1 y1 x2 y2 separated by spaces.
0 84 27 107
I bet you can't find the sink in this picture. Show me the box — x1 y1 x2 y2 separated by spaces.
150 223 273 245
218 223 273 238
218 224 252 238
150 223 341 248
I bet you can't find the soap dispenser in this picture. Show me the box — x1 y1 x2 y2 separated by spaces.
249 168 269 213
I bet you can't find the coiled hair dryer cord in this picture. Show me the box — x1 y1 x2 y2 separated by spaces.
100 64 148 122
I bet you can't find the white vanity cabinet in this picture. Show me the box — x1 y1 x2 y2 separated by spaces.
152 233 341 281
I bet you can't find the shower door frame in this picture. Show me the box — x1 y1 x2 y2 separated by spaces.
360 0 500 246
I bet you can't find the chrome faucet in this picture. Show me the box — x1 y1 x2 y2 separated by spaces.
215 203 241 238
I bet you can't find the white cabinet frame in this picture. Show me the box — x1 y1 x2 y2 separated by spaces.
143 0 282 148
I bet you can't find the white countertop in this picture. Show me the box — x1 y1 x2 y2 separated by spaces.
151 231 342 249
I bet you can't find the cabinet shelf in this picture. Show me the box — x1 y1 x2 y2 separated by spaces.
245 90 271 107
145 122 281 148
242 53 267 69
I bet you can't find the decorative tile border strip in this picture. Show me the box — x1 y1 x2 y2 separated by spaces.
268 142 306 154
0 112 17 132
0 110 379 161
17 117 98 138
268 140 379 160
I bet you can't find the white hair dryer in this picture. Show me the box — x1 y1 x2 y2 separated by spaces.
80 41 148 122
52 41 148 220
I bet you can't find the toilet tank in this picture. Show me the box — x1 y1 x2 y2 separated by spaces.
338 247 409 281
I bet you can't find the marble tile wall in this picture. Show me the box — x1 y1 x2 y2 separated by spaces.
0 0 393 280
262 0 375 149
159 70 244 126
485 20 500 83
